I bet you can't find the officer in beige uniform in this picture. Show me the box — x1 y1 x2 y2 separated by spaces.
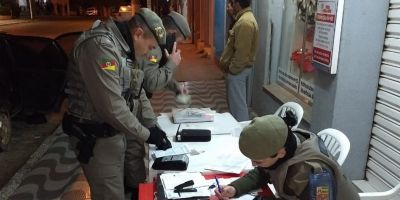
214 115 360 200
63 8 171 200
125 12 192 199
142 11 191 97
220 0 259 122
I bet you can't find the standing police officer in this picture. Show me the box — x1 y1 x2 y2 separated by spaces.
220 0 259 122
63 8 171 200
124 11 192 199
141 11 191 98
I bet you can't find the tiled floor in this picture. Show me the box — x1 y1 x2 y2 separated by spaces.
1 43 228 200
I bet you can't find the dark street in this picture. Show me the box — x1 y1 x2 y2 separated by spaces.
0 17 94 198
0 14 224 199
0 18 95 38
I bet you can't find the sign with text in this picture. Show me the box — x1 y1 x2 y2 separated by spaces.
277 69 299 93
312 0 344 74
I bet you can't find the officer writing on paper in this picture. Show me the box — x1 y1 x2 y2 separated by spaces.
141 11 192 105
214 115 360 200
63 8 171 200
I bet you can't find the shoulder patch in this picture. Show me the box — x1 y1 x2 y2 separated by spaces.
148 55 158 64
100 59 117 71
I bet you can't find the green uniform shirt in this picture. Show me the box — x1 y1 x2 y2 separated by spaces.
220 7 259 75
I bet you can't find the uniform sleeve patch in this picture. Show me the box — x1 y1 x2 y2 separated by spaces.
100 59 117 71
148 55 158 64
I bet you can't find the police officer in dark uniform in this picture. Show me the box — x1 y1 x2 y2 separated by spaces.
63 8 171 200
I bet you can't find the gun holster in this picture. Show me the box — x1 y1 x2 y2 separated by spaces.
62 115 97 164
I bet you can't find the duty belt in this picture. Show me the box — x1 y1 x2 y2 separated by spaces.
64 114 117 138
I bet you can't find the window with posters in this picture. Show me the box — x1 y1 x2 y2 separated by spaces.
273 0 317 106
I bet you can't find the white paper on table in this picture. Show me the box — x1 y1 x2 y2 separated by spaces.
204 153 250 174
160 172 210 199
163 187 210 199
160 172 209 190
172 108 215 123
232 194 257 200
151 144 190 159
207 178 256 200
157 112 241 137
179 136 253 174
206 177 240 187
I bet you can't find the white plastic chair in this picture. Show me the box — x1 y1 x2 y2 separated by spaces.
274 102 304 129
359 183 400 200
317 128 350 166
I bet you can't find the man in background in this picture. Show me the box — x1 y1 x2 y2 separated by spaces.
227 0 236 29
220 0 259 122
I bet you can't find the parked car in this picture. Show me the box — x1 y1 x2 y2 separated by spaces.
0 32 81 151
85 7 98 16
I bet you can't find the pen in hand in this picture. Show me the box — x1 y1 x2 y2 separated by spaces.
214 176 222 193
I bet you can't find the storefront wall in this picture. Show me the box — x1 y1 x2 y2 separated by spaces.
251 0 281 116
213 0 226 58
250 0 389 179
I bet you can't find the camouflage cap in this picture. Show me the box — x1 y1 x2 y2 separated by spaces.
239 115 288 160
168 11 191 39
136 8 166 45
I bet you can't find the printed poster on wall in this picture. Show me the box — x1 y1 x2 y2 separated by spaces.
312 0 344 74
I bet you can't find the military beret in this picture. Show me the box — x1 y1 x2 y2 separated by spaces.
168 11 191 39
239 115 288 160
136 8 166 45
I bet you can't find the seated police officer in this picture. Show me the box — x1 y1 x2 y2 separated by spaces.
214 115 360 200
141 11 191 98
63 8 171 200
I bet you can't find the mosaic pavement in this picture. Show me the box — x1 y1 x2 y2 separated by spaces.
1 79 228 200
151 80 228 114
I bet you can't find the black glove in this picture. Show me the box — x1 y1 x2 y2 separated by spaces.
147 126 172 150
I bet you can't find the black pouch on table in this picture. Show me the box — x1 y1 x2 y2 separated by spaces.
175 129 211 142
152 154 189 171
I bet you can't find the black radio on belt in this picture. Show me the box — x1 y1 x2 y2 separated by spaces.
175 124 211 142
